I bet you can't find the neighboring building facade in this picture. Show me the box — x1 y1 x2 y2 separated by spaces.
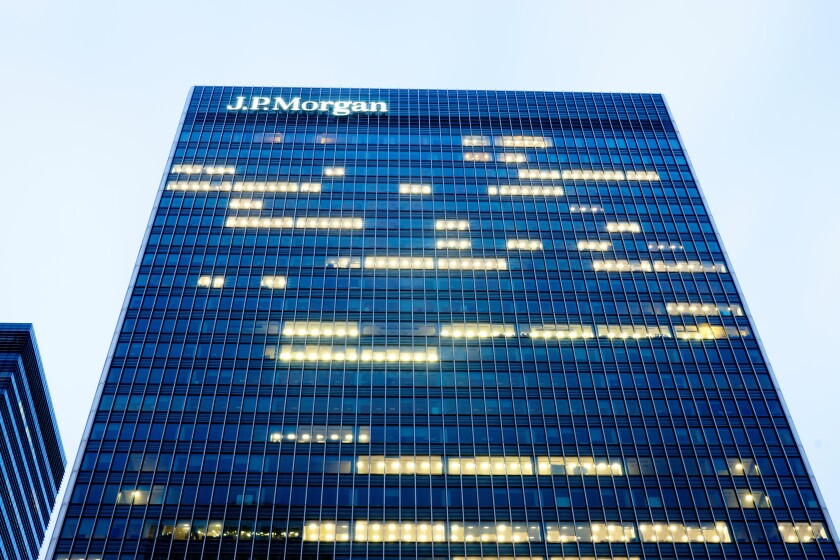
0 323 65 559
49 87 837 560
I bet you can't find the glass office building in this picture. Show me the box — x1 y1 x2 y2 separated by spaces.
0 323 65 558
49 87 837 560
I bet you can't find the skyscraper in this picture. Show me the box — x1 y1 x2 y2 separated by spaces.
0 323 65 558
49 87 837 559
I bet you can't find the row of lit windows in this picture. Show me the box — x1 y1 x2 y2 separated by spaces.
170 164 235 175
166 181 322 193
593 260 726 273
399 183 432 195
224 216 364 229
487 185 565 196
301 520 732 543
463 152 527 163
362 257 508 271
514 169 660 182
269 321 749 341
277 346 439 363
269 426 367 443
355 456 623 476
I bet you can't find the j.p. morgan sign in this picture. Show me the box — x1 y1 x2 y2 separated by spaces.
226 96 388 116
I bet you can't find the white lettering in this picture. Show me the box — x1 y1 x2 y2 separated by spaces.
228 96 387 116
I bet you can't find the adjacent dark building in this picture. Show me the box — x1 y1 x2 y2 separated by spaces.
49 87 837 559
0 323 65 559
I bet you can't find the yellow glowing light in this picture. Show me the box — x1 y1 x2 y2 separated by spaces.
171 164 236 175
518 169 561 180
605 222 642 233
225 216 363 229
463 152 493 162
496 136 552 148
279 345 439 364
577 240 611 251
323 167 345 177
435 219 470 231
497 153 528 163
506 239 543 251
282 321 360 338
435 239 472 250
197 275 225 288
399 183 432 195
487 185 564 196
228 199 263 210
462 135 491 147
260 276 287 289
569 204 602 213
440 323 516 339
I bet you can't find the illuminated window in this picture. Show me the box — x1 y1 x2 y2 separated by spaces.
462 135 491 147
282 321 360 338
724 488 772 508
225 216 363 229
450 523 541 543
666 302 744 316
323 166 345 177
440 323 516 338
487 185 564 196
605 221 641 233
506 239 543 251
537 457 623 476
354 521 448 543
497 153 527 163
435 219 470 230
518 169 561 180
197 275 225 288
463 152 492 162
363 257 506 271
171 164 235 175
653 261 726 273
577 240 611 251
437 258 507 270
278 345 438 364
269 426 368 444
448 457 534 476
597 325 672 339
357 456 444 475
436 239 472 250
545 523 636 543
233 181 321 193
648 242 684 251
399 183 432 195
638 523 731 543
525 325 595 340
228 199 263 210
777 522 829 543
674 324 751 340
560 169 660 181
496 135 552 148
260 276 286 289
569 204 602 213
326 256 361 269
592 260 653 272
115 487 150 505
721 458 761 476
302 522 350 542
166 181 322 193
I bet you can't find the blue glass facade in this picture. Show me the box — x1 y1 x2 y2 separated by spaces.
0 323 65 559
49 87 837 559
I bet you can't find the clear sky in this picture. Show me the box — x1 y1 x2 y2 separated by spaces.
0 1 837 553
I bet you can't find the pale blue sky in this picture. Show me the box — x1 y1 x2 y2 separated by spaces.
0 1 838 552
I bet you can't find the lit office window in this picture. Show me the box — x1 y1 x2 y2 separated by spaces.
399 183 432 195
462 135 491 147
354 521 448 543
278 345 439 363
439 323 516 339
674 324 751 340
720 458 761 476
260 276 286 289
638 523 732 543
326 256 362 269
497 153 527 163
592 260 653 272
506 239 543 251
302 522 350 542
435 219 470 230
724 488 772 508
496 136 552 148
197 275 225 288
605 221 642 233
666 302 744 316
777 522 829 543
536 457 623 476
545 523 636 543
450 523 541 543
653 261 726 273
282 321 360 338
463 152 492 162
323 166 345 177
357 456 444 475
525 325 595 340
225 216 363 229
448 457 534 475
569 204 602 213
436 239 472 250
268 426 367 444
648 242 684 251
518 169 561 180
487 185 564 196
597 325 672 339
228 199 263 210
171 164 235 174
233 181 321 193
438 258 507 270
577 240 612 251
